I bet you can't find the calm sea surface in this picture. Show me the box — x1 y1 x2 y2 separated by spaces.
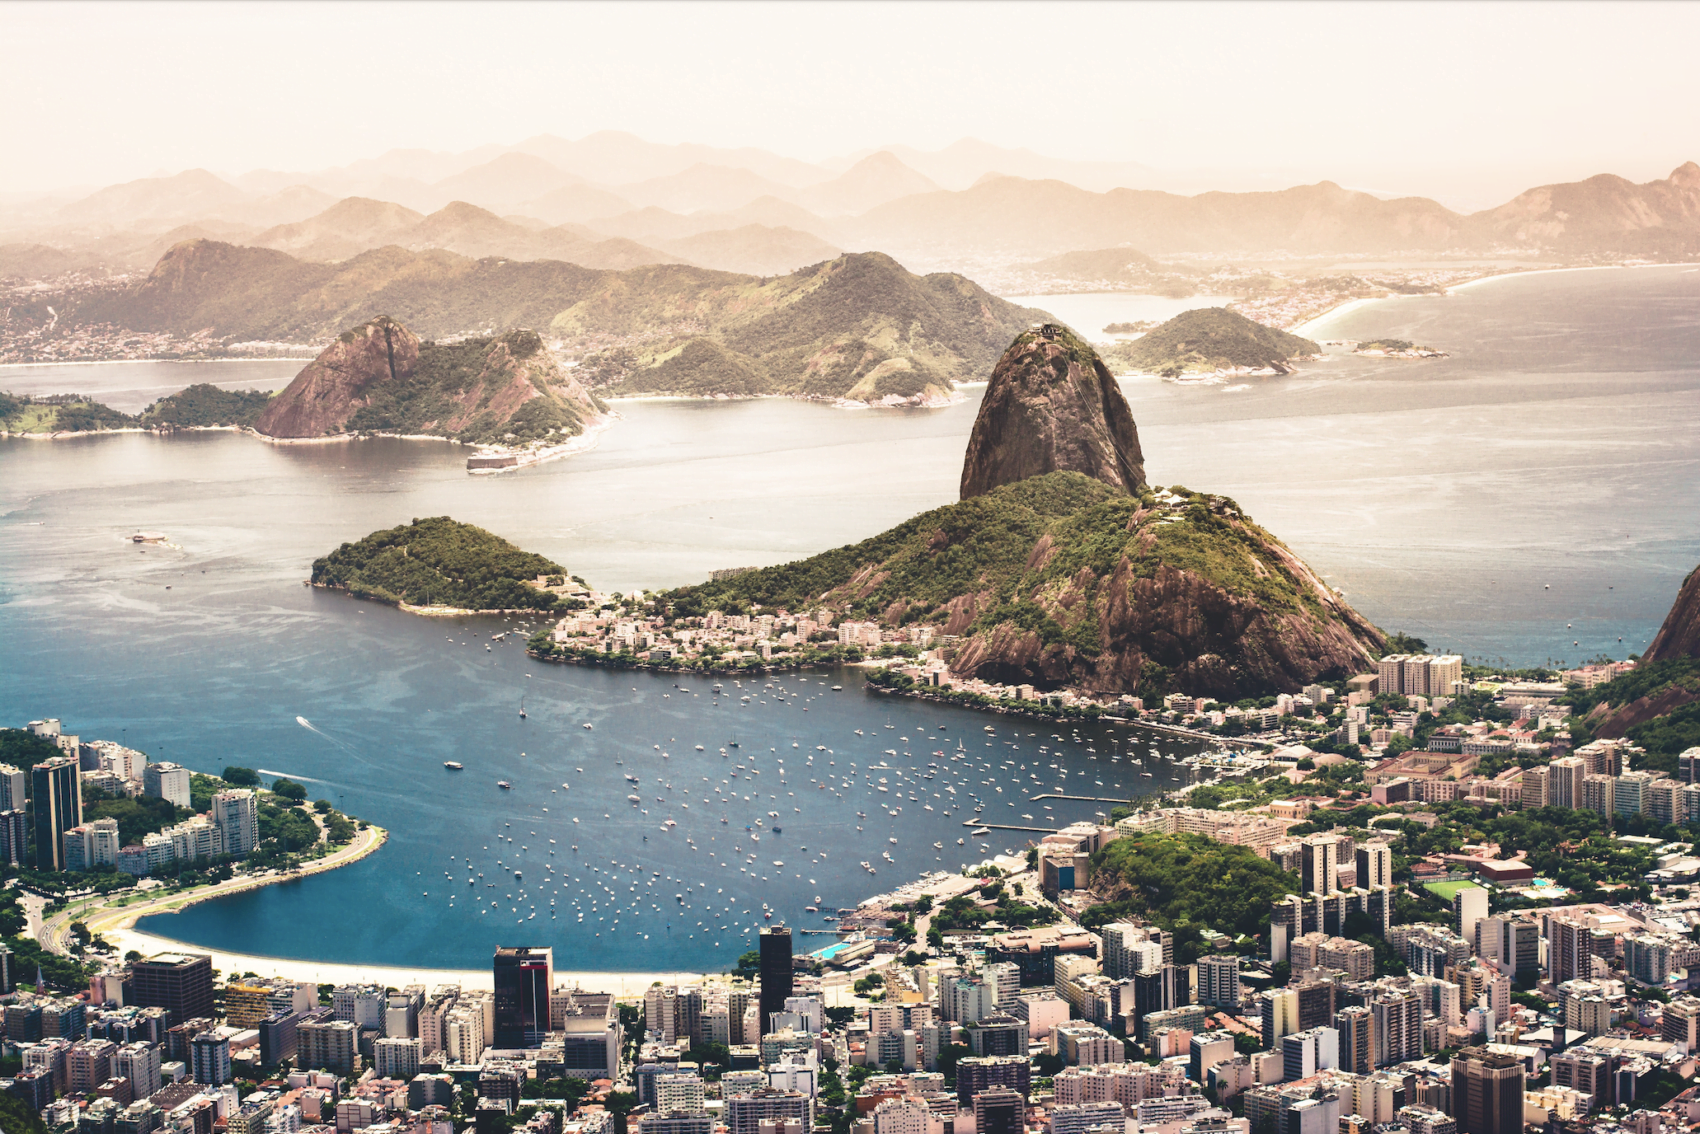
1 265 1696 970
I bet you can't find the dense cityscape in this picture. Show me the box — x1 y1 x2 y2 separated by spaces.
4 639 1700 1134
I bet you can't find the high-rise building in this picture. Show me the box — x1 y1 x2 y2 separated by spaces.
129 954 214 1027
955 1055 1030 1107
759 927 793 1035
1335 1006 1374 1075
190 1030 232 1086
1355 843 1393 891
1372 991 1424 1066
297 1018 358 1074
971 1086 1025 1134
32 755 82 871
1300 836 1344 898
1663 996 1700 1051
1452 887 1489 945
1282 1027 1339 1081
0 764 25 812
1449 1047 1522 1134
211 790 259 857
143 763 192 810
0 942 12 995
1260 988 1299 1049
1196 955 1242 1011
0 808 27 868
492 947 552 1048
1547 757 1586 810
722 1090 812 1134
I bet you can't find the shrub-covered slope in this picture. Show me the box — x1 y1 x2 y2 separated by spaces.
662 471 1384 698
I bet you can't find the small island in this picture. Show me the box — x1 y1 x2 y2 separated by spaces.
1350 338 1449 358
1105 307 1319 381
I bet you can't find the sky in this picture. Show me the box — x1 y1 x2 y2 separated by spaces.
4 0 1699 208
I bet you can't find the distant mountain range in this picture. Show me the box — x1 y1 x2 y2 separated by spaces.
4 129 1698 282
77 241 1042 404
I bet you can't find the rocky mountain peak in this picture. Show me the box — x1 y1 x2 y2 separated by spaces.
256 317 420 438
1645 565 1700 662
959 323 1146 499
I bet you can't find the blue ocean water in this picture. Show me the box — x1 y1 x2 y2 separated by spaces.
0 264 1695 970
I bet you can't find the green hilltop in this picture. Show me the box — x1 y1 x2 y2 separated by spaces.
1108 307 1319 376
311 517 574 613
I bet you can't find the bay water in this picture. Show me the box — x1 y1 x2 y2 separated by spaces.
1 265 1696 971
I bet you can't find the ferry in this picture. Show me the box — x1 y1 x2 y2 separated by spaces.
444 762 463 770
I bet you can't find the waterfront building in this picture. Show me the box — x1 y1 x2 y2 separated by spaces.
129 954 213 1027
142 763 191 810
32 754 82 871
210 790 258 857
759 927 793 1035
492 947 552 1048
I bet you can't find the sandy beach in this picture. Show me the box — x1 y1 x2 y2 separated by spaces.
100 924 706 995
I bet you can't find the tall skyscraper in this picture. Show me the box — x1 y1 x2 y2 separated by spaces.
1450 1047 1523 1134
493 947 552 1048
759 927 793 1035
0 809 27 867
0 764 25 812
32 755 82 871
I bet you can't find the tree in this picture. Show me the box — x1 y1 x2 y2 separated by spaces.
936 1044 972 1084
270 778 308 802
222 767 260 786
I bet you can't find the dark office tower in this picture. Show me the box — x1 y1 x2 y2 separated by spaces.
973 1086 1025 1134
129 953 214 1026
493 947 553 1048
1450 1047 1523 1134
758 927 793 1035
32 756 82 871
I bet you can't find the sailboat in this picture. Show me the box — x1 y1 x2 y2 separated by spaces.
519 696 527 720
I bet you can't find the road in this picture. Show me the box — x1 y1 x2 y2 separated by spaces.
37 823 387 960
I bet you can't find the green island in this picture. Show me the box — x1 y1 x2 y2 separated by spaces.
1106 307 1319 376
310 516 581 613
0 384 275 434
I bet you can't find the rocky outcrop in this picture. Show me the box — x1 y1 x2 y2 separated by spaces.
1645 565 1700 663
255 318 605 444
256 317 417 438
960 325 1145 499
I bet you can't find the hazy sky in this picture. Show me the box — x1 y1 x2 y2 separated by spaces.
5 0 1698 207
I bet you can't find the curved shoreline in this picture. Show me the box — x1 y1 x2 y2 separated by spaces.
44 823 389 961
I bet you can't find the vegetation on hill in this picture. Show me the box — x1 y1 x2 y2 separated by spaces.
0 391 134 434
1081 831 1298 959
81 785 189 846
1569 657 1700 765
335 329 603 444
140 384 274 428
0 728 62 771
1106 307 1319 376
660 471 1382 698
312 516 574 612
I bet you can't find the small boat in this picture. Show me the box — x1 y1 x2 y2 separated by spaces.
497 781 511 789
971 826 990 835
832 685 842 691
444 762 463 770
956 838 965 846
627 794 641 803
583 723 593 730
519 697 527 720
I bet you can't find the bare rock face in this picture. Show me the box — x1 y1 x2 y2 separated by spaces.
960 324 1145 499
256 317 418 438
1646 565 1700 662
